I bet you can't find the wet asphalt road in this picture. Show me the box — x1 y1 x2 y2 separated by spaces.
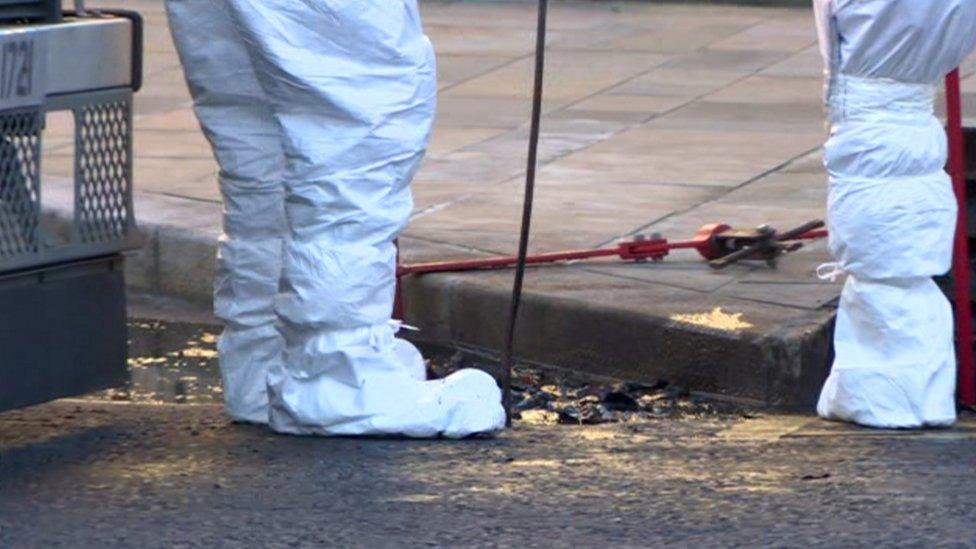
1 401 975 548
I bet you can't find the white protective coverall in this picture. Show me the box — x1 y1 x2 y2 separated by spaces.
814 0 976 428
166 0 505 437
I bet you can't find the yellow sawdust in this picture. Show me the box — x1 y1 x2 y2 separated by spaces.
127 357 167 367
169 347 218 359
518 409 559 425
670 307 753 332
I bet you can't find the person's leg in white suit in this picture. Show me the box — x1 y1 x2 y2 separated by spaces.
813 0 976 428
167 0 286 425
169 0 505 437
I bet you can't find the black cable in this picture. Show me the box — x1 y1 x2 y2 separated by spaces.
501 0 548 426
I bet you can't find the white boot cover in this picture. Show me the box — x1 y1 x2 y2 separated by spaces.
818 276 956 428
814 0 976 428
221 0 505 437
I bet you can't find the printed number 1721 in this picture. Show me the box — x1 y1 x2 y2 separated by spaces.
1 39 34 101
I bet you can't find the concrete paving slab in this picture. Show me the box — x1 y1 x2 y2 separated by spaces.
133 130 215 160
427 126 509 158
565 93 689 116
443 50 673 105
135 108 201 132
718 276 841 310
435 54 515 90
398 234 495 264
594 18 766 53
543 127 822 187
410 179 488 215
758 44 824 77
708 17 818 52
132 94 192 117
546 22 650 51
634 197 827 243
413 152 525 185
662 49 794 73
608 67 748 99
133 158 220 201
460 116 629 167
431 95 532 128
650 101 823 133
720 170 827 207
778 148 825 174
424 24 537 57
707 74 822 104
406 179 720 253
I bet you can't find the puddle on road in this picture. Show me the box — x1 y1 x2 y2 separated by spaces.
87 320 224 404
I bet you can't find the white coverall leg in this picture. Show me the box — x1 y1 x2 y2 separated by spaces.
168 0 506 437
167 0 286 424
814 0 976 428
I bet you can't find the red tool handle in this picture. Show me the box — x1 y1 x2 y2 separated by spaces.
398 226 828 276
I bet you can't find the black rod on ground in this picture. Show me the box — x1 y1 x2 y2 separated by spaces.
501 0 548 426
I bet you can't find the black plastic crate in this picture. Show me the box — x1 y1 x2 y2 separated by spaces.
0 0 61 23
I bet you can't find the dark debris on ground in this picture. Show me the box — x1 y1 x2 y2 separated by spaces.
109 320 755 424
427 349 751 426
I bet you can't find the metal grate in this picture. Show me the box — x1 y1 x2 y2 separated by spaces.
0 91 135 273
77 100 130 243
0 109 39 258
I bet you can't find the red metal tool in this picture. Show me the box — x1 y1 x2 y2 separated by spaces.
945 69 975 406
398 221 828 277
707 220 827 270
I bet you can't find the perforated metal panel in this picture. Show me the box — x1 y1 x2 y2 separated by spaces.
0 15 140 274
0 89 137 273
0 109 40 259
78 99 130 244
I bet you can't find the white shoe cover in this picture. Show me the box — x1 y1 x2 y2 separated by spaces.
217 324 281 424
392 337 428 382
817 276 956 428
269 336 505 438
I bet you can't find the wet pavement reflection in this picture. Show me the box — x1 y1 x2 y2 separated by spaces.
88 320 224 404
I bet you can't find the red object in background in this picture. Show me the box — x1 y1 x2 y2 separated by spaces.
393 238 404 321
391 222 827 324
946 69 976 406
397 223 828 276
396 224 725 277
